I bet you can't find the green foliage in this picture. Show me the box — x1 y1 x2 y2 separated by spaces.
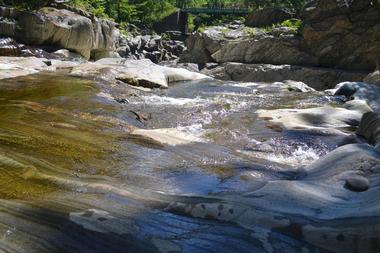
280 18 302 30
262 18 302 33
244 27 256 37
0 0 307 25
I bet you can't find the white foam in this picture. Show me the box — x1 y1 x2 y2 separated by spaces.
96 92 114 101
134 95 206 106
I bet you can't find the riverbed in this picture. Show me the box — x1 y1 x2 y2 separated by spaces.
0 73 378 253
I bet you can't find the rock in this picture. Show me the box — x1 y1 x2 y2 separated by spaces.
356 112 380 146
160 61 200 73
281 80 315 92
202 63 368 90
121 34 184 63
0 7 118 59
144 51 162 64
300 0 380 70
180 23 317 66
52 49 85 61
364 70 380 85
70 58 210 89
91 50 121 61
131 128 203 146
0 37 20 56
334 82 380 112
211 35 317 65
245 8 293 27
180 1 380 71
0 56 48 79
166 143 380 253
257 105 364 136
179 32 215 64
345 176 369 192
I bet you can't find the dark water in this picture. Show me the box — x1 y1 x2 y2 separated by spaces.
0 73 345 252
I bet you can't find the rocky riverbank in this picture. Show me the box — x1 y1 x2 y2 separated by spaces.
179 0 380 89
0 1 379 252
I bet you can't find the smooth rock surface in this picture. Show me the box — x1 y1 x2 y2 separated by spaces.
257 106 365 135
356 112 380 146
345 176 369 192
70 58 210 88
0 56 49 79
0 6 117 59
334 82 380 112
202 63 368 90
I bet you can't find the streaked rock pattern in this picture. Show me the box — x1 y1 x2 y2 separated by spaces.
0 69 378 252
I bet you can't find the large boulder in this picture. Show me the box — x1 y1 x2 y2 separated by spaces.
300 0 380 70
180 25 317 66
0 6 118 59
211 34 317 65
70 58 210 89
245 7 293 27
179 32 217 64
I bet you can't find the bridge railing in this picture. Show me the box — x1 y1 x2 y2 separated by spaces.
181 7 250 15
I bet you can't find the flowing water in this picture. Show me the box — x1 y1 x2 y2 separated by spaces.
0 73 348 252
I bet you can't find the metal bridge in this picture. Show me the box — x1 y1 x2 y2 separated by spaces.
154 1 250 35
176 0 249 15
181 7 250 15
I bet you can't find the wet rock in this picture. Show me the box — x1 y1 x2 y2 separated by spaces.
131 128 203 146
91 50 121 61
345 176 369 192
0 37 20 56
159 61 200 73
334 82 380 112
364 70 380 85
0 56 49 79
70 58 210 89
52 49 84 61
257 105 364 136
245 7 293 27
202 63 367 90
356 112 380 146
282 80 315 92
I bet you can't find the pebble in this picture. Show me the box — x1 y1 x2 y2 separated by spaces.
345 176 369 192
